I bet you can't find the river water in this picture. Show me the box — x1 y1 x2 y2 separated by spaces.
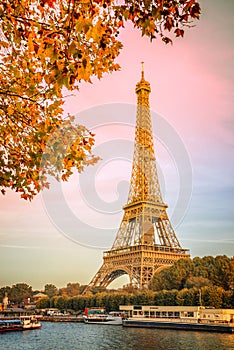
0 322 234 350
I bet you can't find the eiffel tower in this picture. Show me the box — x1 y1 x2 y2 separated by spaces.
84 64 189 292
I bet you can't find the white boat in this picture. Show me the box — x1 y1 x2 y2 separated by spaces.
83 308 123 325
119 305 234 333
20 316 42 330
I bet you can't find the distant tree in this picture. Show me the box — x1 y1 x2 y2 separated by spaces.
151 256 234 292
213 256 234 290
92 292 105 308
134 291 155 306
151 258 194 291
36 297 50 309
36 287 234 312
161 289 178 306
201 286 225 309
90 286 107 294
197 256 218 282
222 290 233 309
10 283 33 303
0 286 11 301
59 283 81 297
176 288 199 306
53 295 68 310
106 292 128 312
44 284 58 298
72 296 86 311
66 297 74 310
121 284 138 294
184 276 212 289
228 257 234 290
154 290 171 306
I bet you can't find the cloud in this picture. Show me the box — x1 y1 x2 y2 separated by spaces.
183 238 234 244
0 244 42 249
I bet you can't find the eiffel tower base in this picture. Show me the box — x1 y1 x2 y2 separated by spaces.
84 245 188 292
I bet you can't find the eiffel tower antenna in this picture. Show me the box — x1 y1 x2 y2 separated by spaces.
141 61 144 78
83 64 189 292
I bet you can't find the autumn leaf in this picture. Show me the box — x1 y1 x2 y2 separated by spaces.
0 0 200 199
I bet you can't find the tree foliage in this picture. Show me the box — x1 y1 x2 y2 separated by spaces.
0 283 33 303
36 287 234 311
59 282 81 297
151 256 234 291
0 0 200 199
44 283 58 298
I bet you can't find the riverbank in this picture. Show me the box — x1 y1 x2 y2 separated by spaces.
42 316 84 323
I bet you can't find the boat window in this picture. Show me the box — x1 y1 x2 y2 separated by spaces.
168 312 173 317
174 312 180 318
144 311 149 317
150 311 155 318
156 312 161 317
162 312 167 317
133 306 142 310
188 312 194 318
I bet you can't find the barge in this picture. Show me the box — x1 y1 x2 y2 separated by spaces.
120 305 234 333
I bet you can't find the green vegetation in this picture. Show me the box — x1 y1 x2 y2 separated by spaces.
150 256 234 291
44 284 58 298
36 287 234 311
1 256 233 311
0 283 32 303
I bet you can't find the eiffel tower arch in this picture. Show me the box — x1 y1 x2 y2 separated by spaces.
83 64 189 292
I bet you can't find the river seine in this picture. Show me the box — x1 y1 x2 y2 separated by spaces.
1 322 234 350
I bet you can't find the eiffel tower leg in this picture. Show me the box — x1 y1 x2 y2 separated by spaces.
83 263 129 294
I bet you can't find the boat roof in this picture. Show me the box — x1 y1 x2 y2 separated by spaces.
0 319 22 324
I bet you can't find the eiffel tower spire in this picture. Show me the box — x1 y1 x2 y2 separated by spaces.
83 64 189 292
127 61 163 205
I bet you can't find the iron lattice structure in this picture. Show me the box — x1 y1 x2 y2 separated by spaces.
84 65 189 292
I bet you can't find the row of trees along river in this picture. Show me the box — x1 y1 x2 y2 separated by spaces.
1 256 233 311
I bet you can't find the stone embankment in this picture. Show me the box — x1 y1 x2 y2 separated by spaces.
42 316 84 322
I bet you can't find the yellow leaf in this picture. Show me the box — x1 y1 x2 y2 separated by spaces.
0 40 9 48
7 107 14 115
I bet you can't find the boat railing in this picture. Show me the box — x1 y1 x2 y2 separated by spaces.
127 316 233 326
128 316 198 324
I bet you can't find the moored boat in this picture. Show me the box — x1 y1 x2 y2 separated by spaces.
0 316 42 332
0 319 23 332
120 305 234 333
20 316 42 330
83 308 123 325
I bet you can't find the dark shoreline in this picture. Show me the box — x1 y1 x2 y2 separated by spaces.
42 316 84 323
